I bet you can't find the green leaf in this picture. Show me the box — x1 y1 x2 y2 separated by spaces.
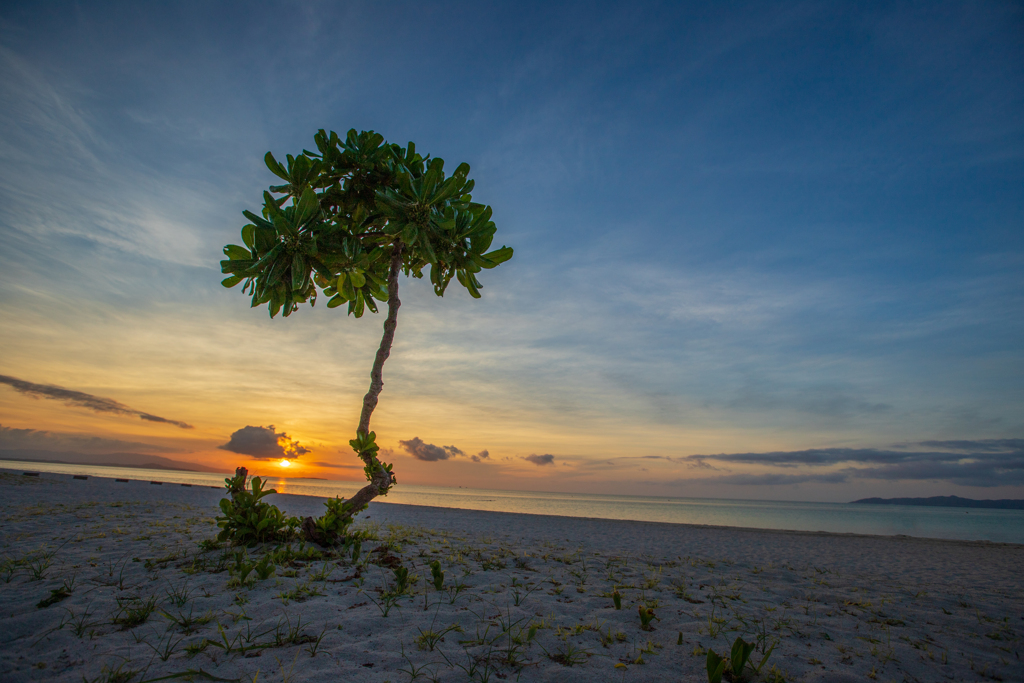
401 223 418 245
242 210 276 233
291 253 307 291
264 192 296 236
291 154 311 184
351 291 365 317
480 246 513 267
456 269 482 298
221 275 243 288
411 239 433 265
340 275 356 300
241 225 256 249
265 152 290 181
295 187 319 227
348 270 366 288
223 245 251 260
706 650 727 683
730 637 755 675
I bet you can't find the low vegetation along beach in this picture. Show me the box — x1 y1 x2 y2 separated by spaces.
2 470 1021 683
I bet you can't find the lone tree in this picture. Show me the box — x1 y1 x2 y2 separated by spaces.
220 129 512 527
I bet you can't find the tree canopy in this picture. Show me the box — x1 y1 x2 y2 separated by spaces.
220 129 512 320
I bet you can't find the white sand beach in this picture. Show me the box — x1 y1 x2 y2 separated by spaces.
1 469 1021 682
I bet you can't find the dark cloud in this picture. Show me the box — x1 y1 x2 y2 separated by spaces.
0 374 193 429
525 453 555 466
218 425 310 460
399 437 451 462
911 439 1024 453
399 438 489 463
684 439 1024 488
848 461 1024 488
687 447 923 467
662 472 851 487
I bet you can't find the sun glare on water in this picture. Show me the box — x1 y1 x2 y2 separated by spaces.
279 459 290 468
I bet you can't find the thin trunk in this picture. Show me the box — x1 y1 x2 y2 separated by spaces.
342 242 404 515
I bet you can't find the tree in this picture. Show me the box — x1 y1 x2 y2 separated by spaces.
220 129 512 528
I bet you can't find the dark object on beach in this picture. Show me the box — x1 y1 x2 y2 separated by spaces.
150 481 162 485
219 129 512 527
851 495 1024 510
37 587 72 609
300 515 330 546
73 475 88 480
368 544 403 569
23 472 39 477
115 478 129 482
181 483 192 487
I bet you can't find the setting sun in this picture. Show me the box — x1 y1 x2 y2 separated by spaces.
279 459 290 468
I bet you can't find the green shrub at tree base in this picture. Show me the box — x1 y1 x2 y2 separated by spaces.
216 468 298 546
215 467 367 549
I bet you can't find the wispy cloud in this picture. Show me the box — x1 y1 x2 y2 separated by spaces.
685 472 851 486
0 374 193 429
686 439 1022 467
525 453 555 466
684 439 1024 488
306 460 361 470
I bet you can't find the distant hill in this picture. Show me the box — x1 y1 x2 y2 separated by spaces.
0 449 225 474
851 496 1024 510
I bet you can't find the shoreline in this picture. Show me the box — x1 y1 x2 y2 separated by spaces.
4 466 1021 547
2 469 1021 682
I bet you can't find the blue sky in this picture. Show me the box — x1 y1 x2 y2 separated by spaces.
0 1 1021 500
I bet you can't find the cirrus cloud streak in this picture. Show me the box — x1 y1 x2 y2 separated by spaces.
0 374 193 429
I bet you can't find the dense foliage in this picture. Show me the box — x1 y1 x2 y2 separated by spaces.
216 469 297 546
219 129 511 319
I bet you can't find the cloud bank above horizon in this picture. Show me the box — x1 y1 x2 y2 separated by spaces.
218 426 310 461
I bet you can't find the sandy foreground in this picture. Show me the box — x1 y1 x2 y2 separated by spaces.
1 470 1021 683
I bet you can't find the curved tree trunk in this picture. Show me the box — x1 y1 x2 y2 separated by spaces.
341 242 404 515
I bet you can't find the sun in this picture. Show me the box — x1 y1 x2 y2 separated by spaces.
279 459 291 468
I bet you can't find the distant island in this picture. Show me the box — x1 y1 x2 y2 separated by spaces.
851 496 1024 510
0 450 225 474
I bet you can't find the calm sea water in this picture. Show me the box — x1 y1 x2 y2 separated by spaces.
3 460 1022 544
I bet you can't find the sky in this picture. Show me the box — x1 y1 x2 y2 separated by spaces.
0 1 1021 502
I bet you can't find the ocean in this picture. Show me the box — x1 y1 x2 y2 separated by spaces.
3 459 1022 544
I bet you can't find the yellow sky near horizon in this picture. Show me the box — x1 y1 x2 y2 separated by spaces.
2 261 1020 503
0 295 819 496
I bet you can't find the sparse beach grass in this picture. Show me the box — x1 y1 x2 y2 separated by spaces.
1 472 1021 682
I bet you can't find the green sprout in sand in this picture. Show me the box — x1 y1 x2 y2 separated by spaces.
638 603 659 630
706 635 774 683
220 129 513 529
